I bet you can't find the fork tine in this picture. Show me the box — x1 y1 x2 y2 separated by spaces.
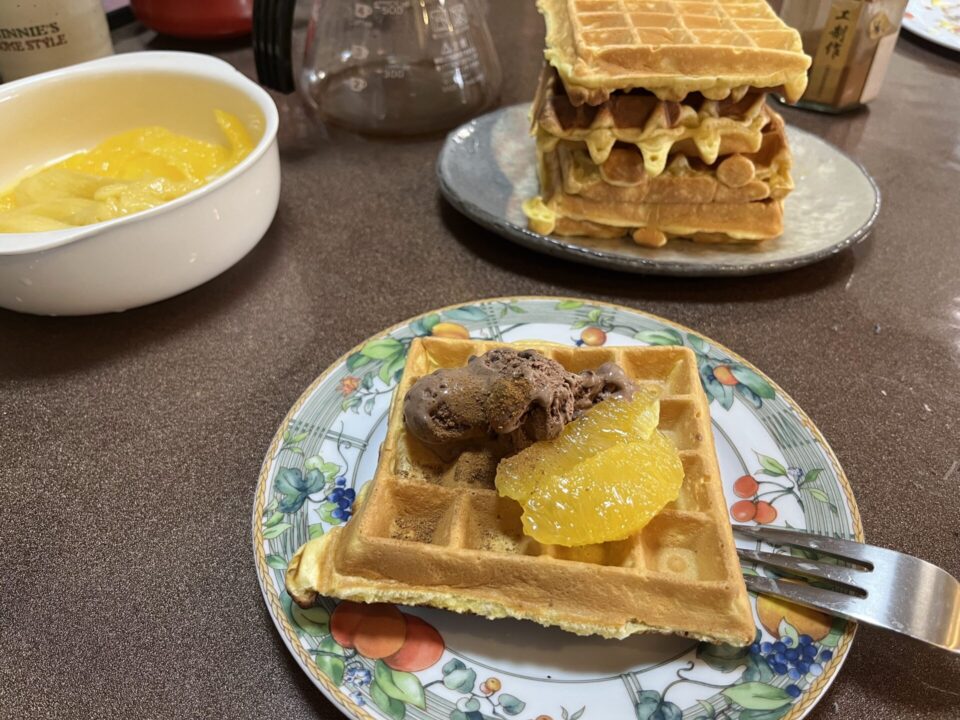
732 524 876 566
743 574 868 620
744 551 960 655
737 548 869 590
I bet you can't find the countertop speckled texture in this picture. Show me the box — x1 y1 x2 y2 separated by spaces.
1 4 959 719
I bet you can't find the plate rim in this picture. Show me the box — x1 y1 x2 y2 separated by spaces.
253 295 864 720
902 20 960 54
436 104 882 277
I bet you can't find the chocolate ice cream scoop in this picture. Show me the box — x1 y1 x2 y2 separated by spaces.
403 348 634 456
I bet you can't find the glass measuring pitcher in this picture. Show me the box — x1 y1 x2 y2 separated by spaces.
254 0 501 135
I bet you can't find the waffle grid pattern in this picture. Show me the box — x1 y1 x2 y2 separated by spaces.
574 0 798 53
324 338 754 643
539 0 811 104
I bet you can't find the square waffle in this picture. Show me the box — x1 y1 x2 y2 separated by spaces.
286 338 756 645
539 0 811 105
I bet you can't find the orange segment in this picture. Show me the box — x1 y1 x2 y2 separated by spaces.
497 386 660 502
496 390 683 547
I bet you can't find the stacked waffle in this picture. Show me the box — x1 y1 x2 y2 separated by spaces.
287 338 756 645
525 0 811 246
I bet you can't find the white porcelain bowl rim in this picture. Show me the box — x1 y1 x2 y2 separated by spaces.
0 51 280 256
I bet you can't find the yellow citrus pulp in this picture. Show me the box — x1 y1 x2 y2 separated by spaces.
0 110 253 233
496 387 684 546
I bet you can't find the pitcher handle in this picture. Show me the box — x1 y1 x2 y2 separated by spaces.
253 0 296 93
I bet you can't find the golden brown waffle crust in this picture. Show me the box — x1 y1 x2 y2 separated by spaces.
286 339 756 646
533 145 785 243
539 0 811 104
287 532 747 644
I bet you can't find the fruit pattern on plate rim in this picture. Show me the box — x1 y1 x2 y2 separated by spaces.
253 297 863 720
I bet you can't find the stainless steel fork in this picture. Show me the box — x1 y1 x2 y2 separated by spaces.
732 524 960 654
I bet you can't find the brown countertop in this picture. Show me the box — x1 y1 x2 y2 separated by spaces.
1 4 958 718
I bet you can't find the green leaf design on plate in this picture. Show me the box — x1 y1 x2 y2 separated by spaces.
697 641 750 672
410 313 442 336
635 691 660 720
719 382 735 410
778 618 800 647
722 682 793 710
361 337 405 360
346 353 373 371
361 372 375 390
634 328 683 346
341 396 362 411
265 554 287 570
808 488 830 503
731 366 776 399
283 430 308 443
308 523 325 539
263 523 292 539
736 384 764 409
291 604 329 636
380 353 407 384
819 617 846 648
363 397 376 414
313 635 345 686
264 511 284 528
370 678 406 720
635 690 681 720
499 693 525 715
586 308 602 322
695 699 716 719
462 697 481 712
741 653 775 683
318 501 341 524
444 306 487 322
442 659 465 674
443 666 476 694
800 468 824 486
556 300 584 310
374 660 426 709
756 453 787 477
688 335 707 354
450 711 482 720
569 708 585 720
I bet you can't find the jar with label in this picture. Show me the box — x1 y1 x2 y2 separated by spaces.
772 0 908 112
0 0 113 83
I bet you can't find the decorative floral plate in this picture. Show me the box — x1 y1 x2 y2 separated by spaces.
254 297 863 720
436 104 880 277
903 0 960 53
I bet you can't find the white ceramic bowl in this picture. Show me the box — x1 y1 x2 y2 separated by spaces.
0 52 280 315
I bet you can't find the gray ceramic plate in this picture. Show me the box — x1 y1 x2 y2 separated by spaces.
437 103 880 276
